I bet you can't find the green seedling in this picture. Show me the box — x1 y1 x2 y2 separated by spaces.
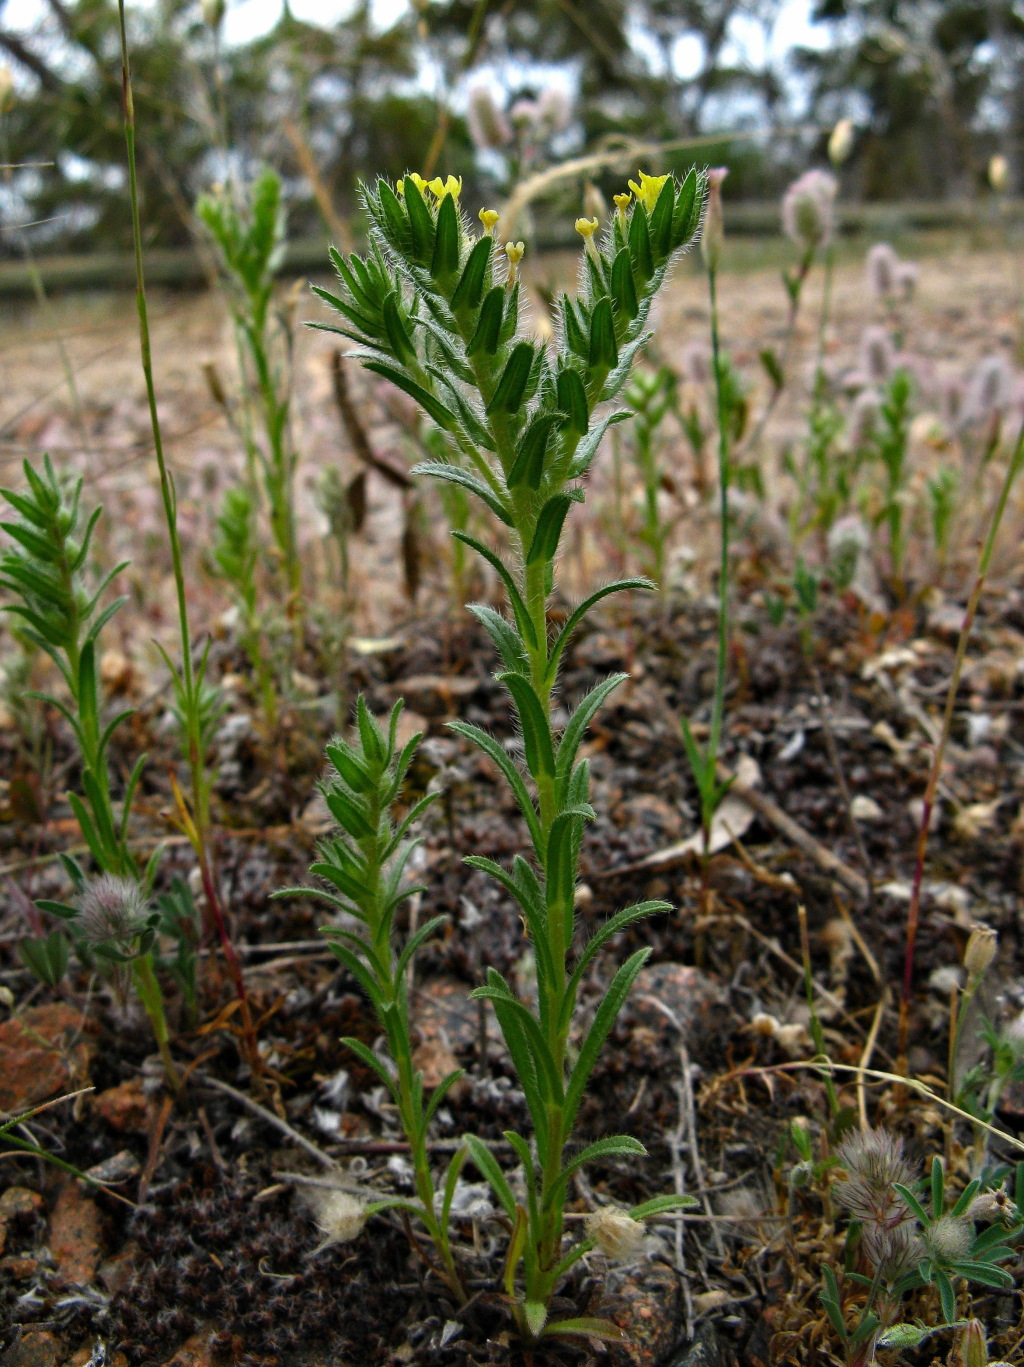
198 169 302 619
278 698 465 1300
211 484 279 727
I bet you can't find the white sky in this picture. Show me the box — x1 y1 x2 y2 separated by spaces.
4 0 827 62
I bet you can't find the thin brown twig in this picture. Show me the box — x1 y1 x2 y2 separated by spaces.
196 1073 339 1170
330 350 414 490
856 990 889 1131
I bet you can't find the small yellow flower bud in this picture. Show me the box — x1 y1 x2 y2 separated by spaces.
989 154 1010 195
575 215 600 261
396 179 404 196
400 172 428 198
0 64 14 115
963 924 997 982
627 170 670 214
504 240 525 285
585 1207 646 1263
427 174 462 200
479 208 500 235
701 167 728 274
613 191 631 225
828 118 855 168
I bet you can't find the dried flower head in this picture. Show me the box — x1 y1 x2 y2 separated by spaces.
781 169 837 251
923 1213 973 1263
828 514 871 581
309 1188 367 1251
866 242 899 300
849 389 882 446
860 326 894 383
536 86 571 136
510 98 539 130
585 1207 646 1262
964 354 1015 426
834 1129 918 1227
828 118 855 167
467 87 512 151
894 260 919 303
963 924 998 982
75 875 148 952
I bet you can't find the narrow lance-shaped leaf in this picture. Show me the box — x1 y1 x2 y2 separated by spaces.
450 236 492 313
486 343 535 416
431 193 460 281
467 287 504 356
526 495 573 565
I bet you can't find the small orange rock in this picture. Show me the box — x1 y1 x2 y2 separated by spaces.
49 1182 103 1286
0 1255 40 1279
0 1004 91 1112
98 1239 140 1295
0 1187 45 1219
161 1332 216 1367
5 1329 63 1367
99 648 134 693
410 1037 465 1094
92 1078 153 1134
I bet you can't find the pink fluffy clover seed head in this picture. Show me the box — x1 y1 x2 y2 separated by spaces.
781 169 837 251
75 874 149 953
866 242 899 300
466 86 512 151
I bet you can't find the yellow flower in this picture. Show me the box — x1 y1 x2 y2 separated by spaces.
613 191 631 224
427 175 462 200
479 208 500 235
397 172 429 198
504 240 525 284
627 170 670 213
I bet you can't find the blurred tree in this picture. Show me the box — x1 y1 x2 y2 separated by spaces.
794 0 1024 198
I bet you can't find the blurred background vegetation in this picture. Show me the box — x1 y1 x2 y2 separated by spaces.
0 0 1022 256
